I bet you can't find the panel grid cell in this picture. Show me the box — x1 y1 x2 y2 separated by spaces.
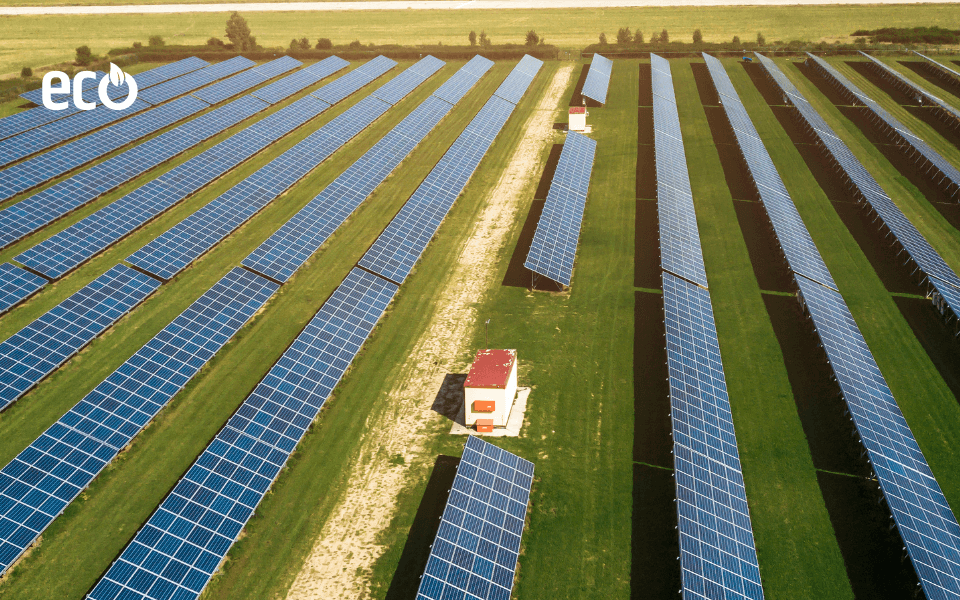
0 268 277 575
0 265 160 413
582 53 612 104
415 436 535 600
88 268 397 600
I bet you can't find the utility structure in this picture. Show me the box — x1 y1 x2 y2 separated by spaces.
463 349 518 432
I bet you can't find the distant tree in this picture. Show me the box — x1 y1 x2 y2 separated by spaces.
226 12 257 51
526 30 540 46
316 38 333 49
617 27 632 45
599 32 608 45
148 35 165 47
650 31 660 44
20 67 32 78
207 37 225 46
132 41 143 49
75 45 93 66
348 39 362 49
693 29 703 44
479 31 491 47
660 28 669 43
539 35 546 45
634 30 644 44
289 38 299 51
469 30 477 46
299 37 311 50
756 31 766 46
732 35 741 45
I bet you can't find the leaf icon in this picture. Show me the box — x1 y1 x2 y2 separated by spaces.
109 63 126 87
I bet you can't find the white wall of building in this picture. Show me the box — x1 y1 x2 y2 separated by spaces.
465 359 518 427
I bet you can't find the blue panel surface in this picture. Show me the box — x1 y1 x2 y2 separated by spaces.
138 56 254 106
432 55 494 105
87 268 397 600
493 55 543 105
415 436 534 600
0 268 277 576
581 53 612 104
0 265 160 413
373 55 444 105
251 56 349 104
0 264 46 314
18 71 106 105
311 55 397 105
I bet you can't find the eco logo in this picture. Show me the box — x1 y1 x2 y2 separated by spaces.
42 63 138 111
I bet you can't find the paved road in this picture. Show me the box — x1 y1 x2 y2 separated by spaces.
0 0 956 15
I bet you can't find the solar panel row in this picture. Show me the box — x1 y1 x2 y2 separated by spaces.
704 53 839 291
754 53 960 326
0 58 351 284
651 55 765 600
359 57 541 285
2 59 208 142
0 264 46 315
18 71 106 106
709 54 960 600
89 267 398 600
649 53 708 289
858 51 960 128
805 53 960 199
243 56 494 283
138 56 255 106
127 56 423 281
0 267 277 576
581 53 612 105
311 55 397 105
914 51 960 87
0 265 160 413
416 436 535 600
522 131 596 287
251 56 350 105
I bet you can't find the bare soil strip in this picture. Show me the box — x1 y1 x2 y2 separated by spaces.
284 64 573 600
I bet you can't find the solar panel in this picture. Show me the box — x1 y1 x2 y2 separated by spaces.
494 56 543 105
0 267 277 576
0 104 83 143
0 265 160 413
373 55 444 105
416 436 534 600
243 59 490 283
0 264 46 314
433 55 495 105
19 71 106 105
312 55 397 105
17 94 324 280
523 131 597 286
130 57 210 90
806 53 960 199
190 56 301 106
126 58 435 281
755 53 960 326
359 79 529 285
581 53 612 105
251 56 349 104
859 51 960 126
703 53 839 291
87 268 397 600
138 56 255 106
795 274 960 599
663 272 765 600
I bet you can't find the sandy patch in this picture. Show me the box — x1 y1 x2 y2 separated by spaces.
284 64 573 600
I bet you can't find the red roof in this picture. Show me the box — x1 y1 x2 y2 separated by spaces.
569 107 586 114
464 349 516 389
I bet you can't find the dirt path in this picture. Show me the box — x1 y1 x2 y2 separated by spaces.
1 0 950 15
284 64 573 600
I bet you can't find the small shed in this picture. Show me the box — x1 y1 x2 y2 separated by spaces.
569 106 587 132
464 349 518 430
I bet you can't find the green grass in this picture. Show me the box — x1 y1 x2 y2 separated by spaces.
4 5 960 77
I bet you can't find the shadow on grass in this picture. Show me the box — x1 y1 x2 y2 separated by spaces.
431 373 466 424
631 464 680 600
893 296 960 403
899 60 960 102
732 201 793 293
638 62 653 107
384 455 460 600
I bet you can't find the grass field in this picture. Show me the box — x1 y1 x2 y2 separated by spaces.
0 44 960 600
4 4 960 77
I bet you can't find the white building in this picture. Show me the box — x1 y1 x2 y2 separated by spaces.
464 349 518 431
569 107 587 132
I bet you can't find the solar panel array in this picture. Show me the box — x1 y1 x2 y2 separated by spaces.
311 55 397 105
0 265 160 413
755 53 960 326
581 53 612 105
704 53 839 291
251 56 350 104
0 263 46 314
522 131 596 287
137 56 255 106
360 56 542 285
709 53 960 600
0 267 276 576
243 56 494 283
859 51 960 128
416 436 534 600
805 53 960 199
2 59 207 142
127 56 433 281
18 70 106 106
88 268 398 600
650 54 765 600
